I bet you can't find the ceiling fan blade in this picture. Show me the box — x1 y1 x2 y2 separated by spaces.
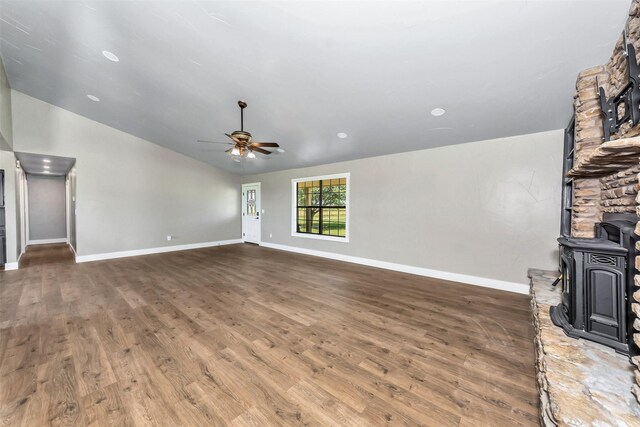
225 133 241 143
250 142 279 147
251 146 271 155
197 140 232 144
225 147 234 153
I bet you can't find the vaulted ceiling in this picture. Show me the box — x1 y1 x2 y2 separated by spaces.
0 1 631 174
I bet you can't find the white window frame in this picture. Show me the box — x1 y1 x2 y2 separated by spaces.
291 173 350 243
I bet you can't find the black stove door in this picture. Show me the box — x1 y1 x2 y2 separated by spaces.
584 254 625 342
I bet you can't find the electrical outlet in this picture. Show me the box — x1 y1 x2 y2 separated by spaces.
167 235 172 241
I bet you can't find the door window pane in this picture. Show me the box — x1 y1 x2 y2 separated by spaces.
247 189 256 216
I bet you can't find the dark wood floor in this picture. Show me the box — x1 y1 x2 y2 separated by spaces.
18 243 76 269
0 243 538 426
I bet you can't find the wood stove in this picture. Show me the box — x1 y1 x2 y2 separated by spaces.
551 214 638 356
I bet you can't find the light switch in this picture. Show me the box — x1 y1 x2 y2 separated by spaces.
262 209 265 214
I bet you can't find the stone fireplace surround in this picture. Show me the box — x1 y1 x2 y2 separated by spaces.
530 1 640 425
530 269 640 425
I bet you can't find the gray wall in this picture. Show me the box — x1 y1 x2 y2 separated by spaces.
11 91 241 257
244 129 563 286
0 56 12 150
27 174 66 241
0 150 17 263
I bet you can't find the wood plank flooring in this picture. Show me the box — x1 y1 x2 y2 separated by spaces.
0 243 539 426
18 243 76 269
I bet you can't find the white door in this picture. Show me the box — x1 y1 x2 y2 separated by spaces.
242 183 261 244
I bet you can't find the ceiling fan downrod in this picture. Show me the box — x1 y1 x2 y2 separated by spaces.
238 100 247 132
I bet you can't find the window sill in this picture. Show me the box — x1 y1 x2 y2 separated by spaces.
291 232 349 243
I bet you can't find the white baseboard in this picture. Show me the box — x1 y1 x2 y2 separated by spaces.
76 239 243 263
3 262 18 271
28 238 68 245
260 242 528 295
2 251 24 271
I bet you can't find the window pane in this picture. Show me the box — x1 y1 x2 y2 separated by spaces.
322 192 347 206
310 186 320 206
297 184 306 205
322 221 330 235
334 191 346 206
324 189 343 206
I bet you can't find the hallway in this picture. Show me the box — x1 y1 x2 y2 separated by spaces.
18 243 75 269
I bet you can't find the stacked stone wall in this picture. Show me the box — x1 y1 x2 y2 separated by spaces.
570 0 640 406
601 165 640 214
572 65 607 238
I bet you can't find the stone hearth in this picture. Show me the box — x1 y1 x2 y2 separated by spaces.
530 269 640 426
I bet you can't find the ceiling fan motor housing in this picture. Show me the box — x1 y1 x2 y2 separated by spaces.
231 130 252 144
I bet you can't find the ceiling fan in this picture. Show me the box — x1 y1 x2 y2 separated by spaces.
198 100 280 159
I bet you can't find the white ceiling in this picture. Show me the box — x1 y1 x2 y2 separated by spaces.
15 151 75 176
0 0 631 175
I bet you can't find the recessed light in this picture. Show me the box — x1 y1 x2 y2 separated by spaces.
102 50 119 62
87 94 100 102
337 132 348 139
277 148 285 153
431 108 446 117
43 165 50 169
43 159 51 163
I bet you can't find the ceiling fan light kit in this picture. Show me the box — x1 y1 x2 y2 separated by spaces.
198 100 280 160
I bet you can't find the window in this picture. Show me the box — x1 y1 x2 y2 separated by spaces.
291 173 349 242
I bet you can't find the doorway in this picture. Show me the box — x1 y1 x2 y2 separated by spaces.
242 182 261 244
14 152 77 266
